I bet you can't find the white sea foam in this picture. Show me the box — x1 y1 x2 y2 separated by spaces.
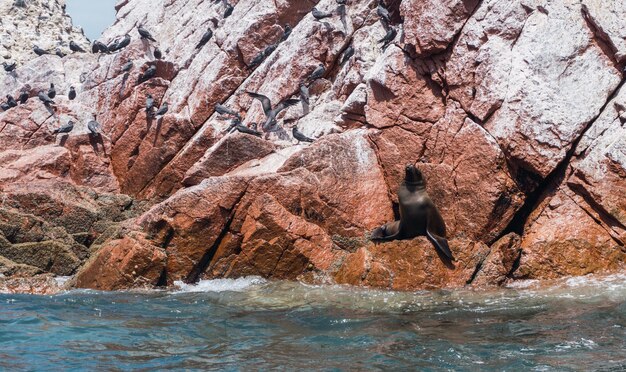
173 276 266 293
54 276 71 286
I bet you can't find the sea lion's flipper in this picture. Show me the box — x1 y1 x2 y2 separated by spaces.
426 229 454 261
370 221 401 241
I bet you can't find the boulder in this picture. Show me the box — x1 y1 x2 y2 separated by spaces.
73 233 166 291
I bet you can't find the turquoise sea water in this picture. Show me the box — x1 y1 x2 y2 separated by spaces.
1 275 625 371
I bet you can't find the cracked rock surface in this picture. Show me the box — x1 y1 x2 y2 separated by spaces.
1 0 625 292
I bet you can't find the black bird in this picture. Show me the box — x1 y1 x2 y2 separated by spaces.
196 28 213 49
138 65 157 83
52 121 74 134
138 26 157 42
223 1 234 18
87 120 101 136
3 62 16 72
337 4 347 31
246 91 299 131
300 83 310 105
121 60 134 73
378 27 397 49
146 94 155 115
377 2 391 24
117 34 131 50
6 95 17 108
68 86 76 100
214 103 240 119
47 83 56 99
293 127 315 143
38 91 55 106
92 40 108 53
154 48 163 59
281 24 292 42
309 64 326 81
0 103 10 111
312 7 332 20
154 102 168 116
69 41 86 53
340 44 354 65
19 90 29 104
336 0 346 4
33 46 49 56
48 83 56 99
55 48 66 58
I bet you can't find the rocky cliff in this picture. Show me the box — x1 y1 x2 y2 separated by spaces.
1 0 624 292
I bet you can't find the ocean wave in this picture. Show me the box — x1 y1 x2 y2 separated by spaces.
172 276 266 293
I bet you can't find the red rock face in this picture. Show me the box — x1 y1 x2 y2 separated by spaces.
2 0 625 292
73 233 166 291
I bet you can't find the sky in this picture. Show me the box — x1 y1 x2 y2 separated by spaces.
65 0 117 41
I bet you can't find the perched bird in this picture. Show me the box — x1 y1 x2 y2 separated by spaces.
116 34 131 50
214 103 240 119
337 4 347 31
138 65 157 83
223 1 234 18
196 28 213 49
19 90 29 104
68 86 76 100
87 120 101 136
281 24 292 42
38 91 55 106
377 2 391 24
146 94 155 115
340 44 354 65
121 60 134 73
55 48 66 58
6 95 17 108
138 26 157 42
33 46 49 56
312 7 333 20
0 102 10 111
308 64 326 81
48 83 56 99
154 102 168 116
52 120 74 135
154 48 163 60
378 27 397 49
293 127 315 143
3 61 16 72
92 40 108 53
69 41 86 53
300 83 310 105
246 91 299 131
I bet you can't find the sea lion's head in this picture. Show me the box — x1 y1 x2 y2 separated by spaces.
404 164 425 186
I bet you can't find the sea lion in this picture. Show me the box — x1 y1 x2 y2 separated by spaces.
371 164 454 261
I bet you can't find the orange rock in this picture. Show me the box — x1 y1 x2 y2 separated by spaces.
335 237 490 291
73 233 166 291
517 188 625 280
